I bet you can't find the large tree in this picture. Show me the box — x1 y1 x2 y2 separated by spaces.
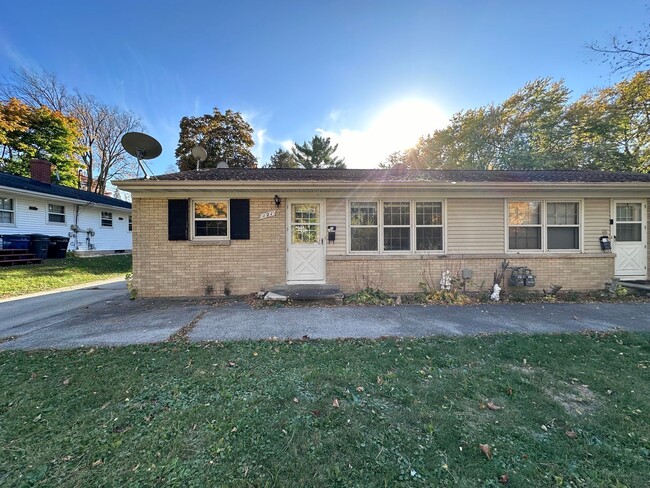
175 108 257 170
266 148 298 168
388 74 650 173
291 135 346 169
0 98 83 186
0 68 143 192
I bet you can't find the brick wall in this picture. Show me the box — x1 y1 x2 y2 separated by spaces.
132 198 285 297
133 197 616 297
326 254 615 294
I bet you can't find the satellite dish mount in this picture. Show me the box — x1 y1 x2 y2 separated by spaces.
121 132 163 179
191 146 208 171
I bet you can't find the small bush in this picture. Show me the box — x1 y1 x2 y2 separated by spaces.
415 288 473 305
345 288 394 305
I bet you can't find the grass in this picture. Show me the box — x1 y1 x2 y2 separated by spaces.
1 332 649 487
0 255 131 299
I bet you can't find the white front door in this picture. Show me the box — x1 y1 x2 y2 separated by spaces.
287 201 325 283
612 201 647 279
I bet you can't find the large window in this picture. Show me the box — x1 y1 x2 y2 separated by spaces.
193 200 228 238
0 197 15 224
508 200 580 252
349 200 444 253
48 203 66 224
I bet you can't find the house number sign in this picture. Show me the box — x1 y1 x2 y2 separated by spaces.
259 210 276 220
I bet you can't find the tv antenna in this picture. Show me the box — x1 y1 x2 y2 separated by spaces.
121 132 162 179
191 145 208 170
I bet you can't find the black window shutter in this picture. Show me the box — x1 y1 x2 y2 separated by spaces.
230 199 250 240
168 199 189 240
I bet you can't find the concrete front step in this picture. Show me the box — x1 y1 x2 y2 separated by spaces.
265 284 344 302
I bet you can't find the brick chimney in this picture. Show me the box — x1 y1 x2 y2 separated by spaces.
30 159 52 184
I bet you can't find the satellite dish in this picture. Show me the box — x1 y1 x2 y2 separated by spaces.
191 146 208 170
121 132 162 179
216 162 229 169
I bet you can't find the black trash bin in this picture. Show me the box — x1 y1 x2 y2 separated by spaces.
47 236 70 259
29 234 51 259
2 234 31 250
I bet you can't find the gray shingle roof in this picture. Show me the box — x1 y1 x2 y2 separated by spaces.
0 172 132 209
150 168 650 183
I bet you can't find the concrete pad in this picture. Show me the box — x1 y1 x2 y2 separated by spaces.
0 282 203 350
189 302 650 342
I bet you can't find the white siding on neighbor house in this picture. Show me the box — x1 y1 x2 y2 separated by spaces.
0 189 131 251
446 198 505 253
583 199 611 254
326 198 347 255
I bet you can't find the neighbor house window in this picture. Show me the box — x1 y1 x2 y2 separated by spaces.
48 203 66 224
101 211 113 227
508 200 580 252
193 200 228 238
415 202 443 251
383 202 411 251
349 200 444 254
350 202 378 251
0 197 15 224
128 216 132 232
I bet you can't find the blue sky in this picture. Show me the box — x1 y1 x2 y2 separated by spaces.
0 1 647 172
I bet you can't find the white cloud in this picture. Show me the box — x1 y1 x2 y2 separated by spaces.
281 139 294 151
317 99 449 168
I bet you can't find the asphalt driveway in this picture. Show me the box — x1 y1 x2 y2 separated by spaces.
1 282 649 350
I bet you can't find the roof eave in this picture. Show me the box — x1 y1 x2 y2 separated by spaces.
0 185 132 210
115 179 650 192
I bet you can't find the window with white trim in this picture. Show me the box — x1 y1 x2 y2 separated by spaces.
193 200 229 238
48 203 66 224
101 211 113 227
415 202 443 251
508 200 580 251
349 200 444 253
350 202 378 251
383 201 411 251
0 197 15 224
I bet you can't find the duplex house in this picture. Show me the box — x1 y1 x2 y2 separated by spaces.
116 168 650 297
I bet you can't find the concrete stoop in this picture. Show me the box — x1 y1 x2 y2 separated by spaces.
264 284 344 303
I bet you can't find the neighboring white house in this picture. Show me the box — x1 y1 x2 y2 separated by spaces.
0 160 132 253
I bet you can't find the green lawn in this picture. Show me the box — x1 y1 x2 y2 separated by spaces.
0 255 131 299
1 332 649 487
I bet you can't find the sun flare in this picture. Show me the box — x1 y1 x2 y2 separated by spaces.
318 98 448 168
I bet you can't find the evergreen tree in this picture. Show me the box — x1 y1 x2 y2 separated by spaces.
292 135 345 169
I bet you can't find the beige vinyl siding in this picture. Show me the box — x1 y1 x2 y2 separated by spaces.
446 199 504 253
583 199 611 253
326 198 346 255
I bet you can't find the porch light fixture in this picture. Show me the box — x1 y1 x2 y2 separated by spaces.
274 195 281 207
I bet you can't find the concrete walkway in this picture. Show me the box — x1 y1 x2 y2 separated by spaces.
0 282 648 350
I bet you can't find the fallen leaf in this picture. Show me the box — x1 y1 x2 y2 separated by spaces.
226 361 236 367
377 376 384 385
231 427 237 433
92 459 103 467
332 398 340 408
62 378 70 386
506 387 513 396
479 443 492 460
293 397 299 403
565 430 577 439
356 386 364 392
498 473 509 484
31 372 37 380
487 401 503 411
311 409 321 417
541 425 548 432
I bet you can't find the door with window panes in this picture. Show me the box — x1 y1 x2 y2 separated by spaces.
287 201 325 282
612 201 647 279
